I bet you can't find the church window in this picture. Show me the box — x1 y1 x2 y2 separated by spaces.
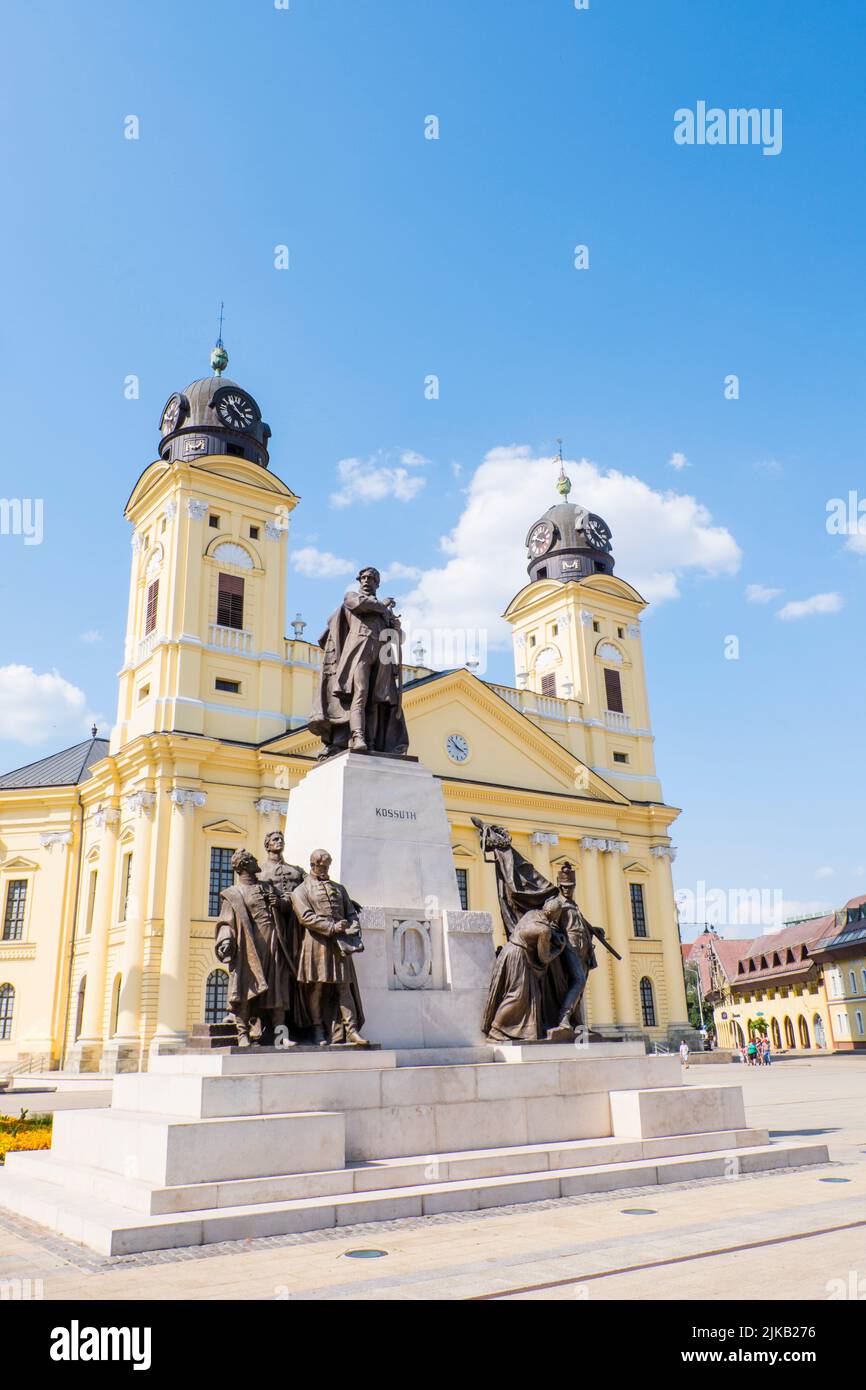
536 567 547 579
209 847 236 917
217 573 245 629
639 977 656 1027
205 969 229 1025
529 633 536 647
226 443 245 458
84 871 97 934
120 854 133 922
551 623 558 636
0 984 14 1041
2 880 26 941
540 673 556 696
593 561 605 572
215 678 241 694
603 668 624 713
110 974 122 1036
144 579 159 635
138 684 150 701
592 620 600 633
455 869 469 910
617 627 625 638
209 514 220 529
630 883 647 937
613 751 629 764
249 525 260 540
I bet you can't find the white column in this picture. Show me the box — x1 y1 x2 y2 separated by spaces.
579 839 615 1028
152 788 205 1046
113 792 156 1045
73 808 121 1061
651 845 689 1030
601 838 639 1028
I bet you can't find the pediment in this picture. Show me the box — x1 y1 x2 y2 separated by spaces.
624 860 650 877
203 818 246 836
451 841 476 860
1 856 39 872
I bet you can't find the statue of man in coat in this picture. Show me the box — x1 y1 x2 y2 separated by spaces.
257 829 306 1034
291 849 369 1046
309 566 409 758
214 849 294 1047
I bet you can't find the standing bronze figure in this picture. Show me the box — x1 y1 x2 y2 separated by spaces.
309 566 409 758
291 850 369 1046
257 829 307 1033
214 849 294 1047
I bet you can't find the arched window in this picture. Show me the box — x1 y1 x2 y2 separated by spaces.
74 976 87 1041
110 974 122 1037
798 1015 811 1049
0 984 14 1041
639 976 656 1028
861 968 866 993
783 1016 795 1048
850 970 858 994
771 1017 782 1050
205 969 229 1025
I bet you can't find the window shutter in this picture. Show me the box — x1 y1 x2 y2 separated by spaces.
144 579 159 635
540 673 556 697
217 573 245 629
603 668 623 713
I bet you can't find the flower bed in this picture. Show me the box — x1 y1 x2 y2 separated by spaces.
0 1112 53 1165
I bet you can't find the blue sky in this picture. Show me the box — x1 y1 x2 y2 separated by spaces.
1 0 864 934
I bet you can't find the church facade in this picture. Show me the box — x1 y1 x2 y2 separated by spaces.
0 353 689 1071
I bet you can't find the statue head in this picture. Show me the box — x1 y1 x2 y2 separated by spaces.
541 895 564 924
357 566 381 596
556 861 576 900
232 848 260 879
310 848 332 880
264 829 285 856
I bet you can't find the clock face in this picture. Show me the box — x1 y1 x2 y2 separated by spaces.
527 521 555 558
215 390 256 431
584 515 612 552
446 733 470 763
160 394 186 435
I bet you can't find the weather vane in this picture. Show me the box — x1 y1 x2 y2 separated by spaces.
211 301 229 376
555 437 571 498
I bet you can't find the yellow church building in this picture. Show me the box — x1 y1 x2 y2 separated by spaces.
0 350 689 1072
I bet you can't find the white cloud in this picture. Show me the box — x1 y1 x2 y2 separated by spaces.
777 592 844 621
81 628 103 644
451 462 463 478
844 530 866 556
745 583 783 604
0 664 96 746
669 451 689 471
330 451 428 508
380 561 422 585
397 446 742 655
815 867 835 880
755 458 784 475
291 547 356 579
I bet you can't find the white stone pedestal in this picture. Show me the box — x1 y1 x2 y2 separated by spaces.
283 752 496 1048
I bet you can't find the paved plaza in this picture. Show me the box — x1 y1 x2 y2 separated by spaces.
0 1055 863 1301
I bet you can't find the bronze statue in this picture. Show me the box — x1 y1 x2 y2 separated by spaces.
291 850 369 1046
257 830 306 1033
309 566 409 758
473 820 621 1039
481 898 566 1042
214 849 294 1047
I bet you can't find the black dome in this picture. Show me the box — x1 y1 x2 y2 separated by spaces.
525 497 614 583
158 363 271 468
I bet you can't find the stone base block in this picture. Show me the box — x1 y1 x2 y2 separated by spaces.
610 1084 747 1139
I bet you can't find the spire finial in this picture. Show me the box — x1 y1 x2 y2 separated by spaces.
555 437 572 499
210 301 229 376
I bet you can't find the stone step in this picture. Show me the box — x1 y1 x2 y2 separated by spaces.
0 1141 829 1256
6 1127 771 1216
114 1054 682 1120
51 1108 345 1186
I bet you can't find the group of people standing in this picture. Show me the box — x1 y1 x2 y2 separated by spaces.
741 1036 772 1066
214 830 368 1047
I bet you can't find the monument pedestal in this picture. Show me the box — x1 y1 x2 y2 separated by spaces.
0 1043 828 1256
283 751 495 1048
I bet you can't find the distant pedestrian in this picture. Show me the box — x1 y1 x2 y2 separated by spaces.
747 1038 758 1066
762 1038 772 1066
679 1039 690 1068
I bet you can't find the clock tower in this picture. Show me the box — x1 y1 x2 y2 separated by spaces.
113 344 299 752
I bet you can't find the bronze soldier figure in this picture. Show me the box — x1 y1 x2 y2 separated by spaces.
214 849 294 1047
291 850 369 1046
309 566 409 758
